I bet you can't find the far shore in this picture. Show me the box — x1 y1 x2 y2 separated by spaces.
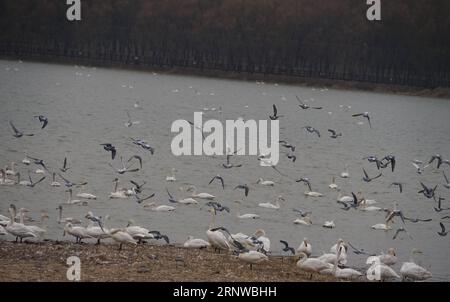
0 240 341 282
1 56 449 99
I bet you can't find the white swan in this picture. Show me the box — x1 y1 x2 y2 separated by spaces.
5 162 18 176
360 206 382 212
253 229 271 253
323 220 335 228
166 168 177 182
124 221 153 243
109 179 128 199
331 248 362 279
22 151 31 165
256 178 274 186
258 195 284 210
56 205 81 224
4 205 37 242
340 164 349 178
16 172 31 186
65 189 88 205
297 238 312 256
109 228 137 250
238 250 268 269
63 222 92 243
187 185 215 200
366 248 397 266
371 220 392 230
177 197 199 205
293 215 312 226
20 210 48 238
51 172 61 187
183 236 210 249
206 208 231 253
337 192 353 203
319 239 347 265
296 252 333 277
76 192 97 200
328 177 339 190
143 202 175 212
235 200 260 219
35 168 46 175
304 190 324 197
0 169 15 185
367 260 400 281
399 249 432 281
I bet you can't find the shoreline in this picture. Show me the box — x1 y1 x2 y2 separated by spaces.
1 56 449 100
0 240 338 282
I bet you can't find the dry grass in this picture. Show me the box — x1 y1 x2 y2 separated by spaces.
0 241 339 282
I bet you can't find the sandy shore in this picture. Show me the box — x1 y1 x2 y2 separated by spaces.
0 241 339 282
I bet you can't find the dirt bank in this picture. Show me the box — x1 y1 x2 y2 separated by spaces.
0 241 338 282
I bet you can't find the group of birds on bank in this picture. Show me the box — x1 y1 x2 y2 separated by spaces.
1 71 449 281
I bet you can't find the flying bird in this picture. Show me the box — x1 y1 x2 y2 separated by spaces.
302 126 320 137
438 222 447 236
9 121 34 138
362 168 382 182
296 178 312 191
58 173 88 188
234 184 250 197
100 143 117 160
418 182 437 199
392 227 413 240
328 129 342 138
208 175 225 190
296 96 322 110
279 240 295 255
269 104 283 120
34 115 48 129
130 138 154 154
279 140 295 152
352 112 371 128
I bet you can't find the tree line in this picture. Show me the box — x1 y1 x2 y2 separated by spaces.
0 0 449 88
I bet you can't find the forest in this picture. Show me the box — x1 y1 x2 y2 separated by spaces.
0 0 449 88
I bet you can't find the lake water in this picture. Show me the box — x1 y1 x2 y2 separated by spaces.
0 59 449 281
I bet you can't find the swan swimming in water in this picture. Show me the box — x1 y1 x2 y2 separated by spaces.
328 177 339 190
235 200 260 219
258 195 284 210
340 164 349 178
51 173 61 187
256 178 274 186
166 168 177 182
186 185 215 200
143 202 175 212
56 205 81 224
